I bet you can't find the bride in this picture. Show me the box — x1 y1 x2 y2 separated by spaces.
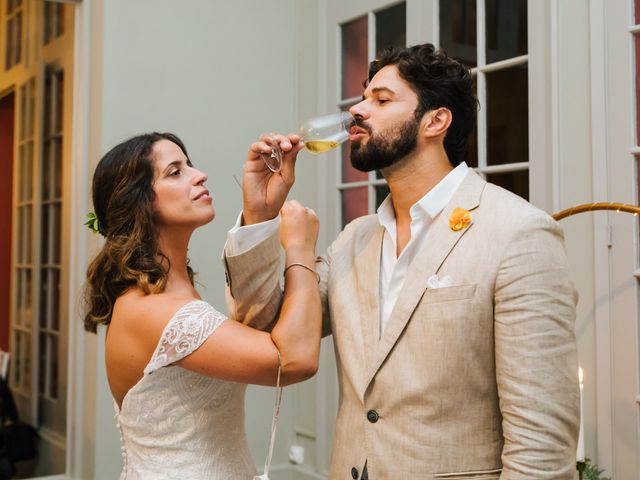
83 132 320 479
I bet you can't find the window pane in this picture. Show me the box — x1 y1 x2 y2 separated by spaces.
636 0 640 25
18 208 25 262
5 18 12 69
50 335 58 399
38 333 48 394
18 207 27 262
41 205 50 263
486 0 527 64
15 268 23 327
14 12 22 67
464 76 478 168
43 3 64 44
25 141 33 199
54 138 63 198
44 2 51 43
18 80 35 141
486 170 529 200
40 269 49 328
26 79 34 137
19 84 26 140
55 71 64 134
341 186 368 227
43 143 52 200
16 331 31 391
486 64 528 165
23 268 32 328
342 16 368 99
18 143 28 200
5 14 21 69
25 204 32 264
376 2 406 55
342 139 367 183
44 83 51 136
19 205 32 263
375 184 390 209
53 202 61 263
465 123 478 168
52 269 60 331
17 269 33 329
13 332 22 385
22 332 31 391
440 0 477 68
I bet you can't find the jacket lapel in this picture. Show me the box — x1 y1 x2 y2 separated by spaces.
353 224 385 378
364 170 487 388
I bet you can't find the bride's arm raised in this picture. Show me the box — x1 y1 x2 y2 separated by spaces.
178 200 321 386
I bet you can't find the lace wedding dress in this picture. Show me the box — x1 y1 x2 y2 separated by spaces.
113 300 257 479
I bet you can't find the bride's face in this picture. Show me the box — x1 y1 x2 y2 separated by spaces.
151 139 215 230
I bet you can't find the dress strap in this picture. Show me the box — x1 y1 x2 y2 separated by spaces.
144 300 226 375
254 351 282 480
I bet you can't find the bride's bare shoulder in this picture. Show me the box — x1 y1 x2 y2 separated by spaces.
111 289 199 337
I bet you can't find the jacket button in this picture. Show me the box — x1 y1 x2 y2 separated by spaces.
351 467 359 479
367 409 379 423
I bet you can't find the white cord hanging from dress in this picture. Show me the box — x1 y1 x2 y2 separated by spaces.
253 350 283 480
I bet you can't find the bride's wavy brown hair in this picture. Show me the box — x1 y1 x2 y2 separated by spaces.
83 132 195 333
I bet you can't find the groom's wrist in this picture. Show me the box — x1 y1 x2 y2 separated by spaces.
242 209 278 226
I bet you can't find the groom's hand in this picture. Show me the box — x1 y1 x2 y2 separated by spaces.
243 133 303 225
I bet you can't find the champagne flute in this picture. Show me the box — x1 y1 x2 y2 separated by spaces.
262 111 355 172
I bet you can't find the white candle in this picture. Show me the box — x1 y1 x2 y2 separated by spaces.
576 367 585 462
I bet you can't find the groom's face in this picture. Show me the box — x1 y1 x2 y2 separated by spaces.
348 65 423 172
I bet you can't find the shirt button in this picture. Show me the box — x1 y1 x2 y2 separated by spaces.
367 409 379 423
351 467 359 479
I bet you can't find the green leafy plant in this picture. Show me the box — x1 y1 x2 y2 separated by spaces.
577 459 611 480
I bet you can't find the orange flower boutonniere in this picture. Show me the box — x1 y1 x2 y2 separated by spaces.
449 207 471 232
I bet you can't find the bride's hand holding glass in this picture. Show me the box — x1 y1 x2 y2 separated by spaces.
242 133 303 226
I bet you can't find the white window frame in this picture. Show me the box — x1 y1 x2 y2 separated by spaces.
336 2 406 229
1 0 76 477
4 0 24 70
471 0 529 182
587 0 639 476
11 74 40 423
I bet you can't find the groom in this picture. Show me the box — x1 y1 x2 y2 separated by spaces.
224 43 579 479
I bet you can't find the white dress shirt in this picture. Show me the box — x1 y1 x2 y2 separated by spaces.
226 162 469 337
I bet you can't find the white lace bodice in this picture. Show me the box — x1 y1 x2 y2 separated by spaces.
114 300 257 479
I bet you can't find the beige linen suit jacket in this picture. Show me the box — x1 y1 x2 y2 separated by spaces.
224 170 579 479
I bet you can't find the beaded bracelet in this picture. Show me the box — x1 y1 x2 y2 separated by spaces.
283 262 320 283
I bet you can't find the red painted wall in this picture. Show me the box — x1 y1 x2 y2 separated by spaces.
0 93 14 352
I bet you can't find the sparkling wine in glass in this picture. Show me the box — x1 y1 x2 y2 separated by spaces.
262 111 355 172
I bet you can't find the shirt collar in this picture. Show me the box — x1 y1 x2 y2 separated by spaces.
377 162 469 227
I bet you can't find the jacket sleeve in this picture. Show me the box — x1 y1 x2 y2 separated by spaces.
223 232 283 331
316 250 332 338
494 212 580 479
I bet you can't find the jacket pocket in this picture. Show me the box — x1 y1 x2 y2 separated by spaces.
423 283 477 303
434 468 502 479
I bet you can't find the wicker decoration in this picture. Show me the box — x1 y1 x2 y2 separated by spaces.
552 202 640 221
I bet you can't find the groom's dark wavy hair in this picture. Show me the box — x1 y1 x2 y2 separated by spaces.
367 43 478 167
83 132 195 333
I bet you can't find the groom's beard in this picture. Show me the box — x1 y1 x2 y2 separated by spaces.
350 116 420 172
